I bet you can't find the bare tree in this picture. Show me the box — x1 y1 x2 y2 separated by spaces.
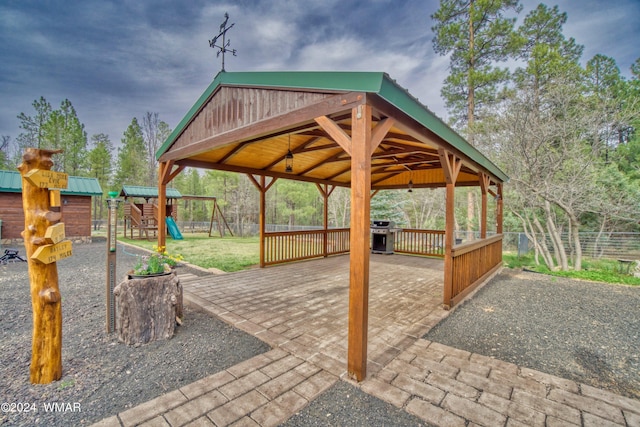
142 112 171 187
0 135 12 168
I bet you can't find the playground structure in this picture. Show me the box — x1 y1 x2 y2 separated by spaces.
120 186 231 240
121 186 180 241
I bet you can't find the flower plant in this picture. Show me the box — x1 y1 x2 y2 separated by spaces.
132 246 184 276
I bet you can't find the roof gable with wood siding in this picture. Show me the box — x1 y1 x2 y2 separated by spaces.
157 71 508 190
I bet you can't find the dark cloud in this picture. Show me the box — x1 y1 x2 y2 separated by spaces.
0 0 637 146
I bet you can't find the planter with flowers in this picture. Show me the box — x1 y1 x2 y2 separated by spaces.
114 249 184 345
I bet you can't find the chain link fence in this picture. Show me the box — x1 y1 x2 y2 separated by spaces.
502 232 640 260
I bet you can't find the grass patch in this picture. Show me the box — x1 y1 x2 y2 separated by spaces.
503 252 640 286
118 233 260 272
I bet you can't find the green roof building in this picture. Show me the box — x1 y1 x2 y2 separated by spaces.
0 170 103 242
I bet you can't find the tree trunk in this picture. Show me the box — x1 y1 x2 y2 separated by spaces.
544 201 568 271
467 0 476 146
532 215 555 269
18 148 64 384
114 272 182 345
568 212 583 271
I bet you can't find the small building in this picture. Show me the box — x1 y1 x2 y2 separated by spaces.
0 170 103 244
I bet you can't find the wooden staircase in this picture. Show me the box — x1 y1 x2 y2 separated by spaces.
124 203 158 240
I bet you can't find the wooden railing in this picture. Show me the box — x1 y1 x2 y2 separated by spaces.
263 228 350 266
394 229 445 257
449 234 503 307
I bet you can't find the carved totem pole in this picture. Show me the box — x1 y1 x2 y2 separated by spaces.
18 148 72 384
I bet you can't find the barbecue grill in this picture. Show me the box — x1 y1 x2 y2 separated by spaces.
370 220 402 254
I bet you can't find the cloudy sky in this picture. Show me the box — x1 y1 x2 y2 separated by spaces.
1 0 638 147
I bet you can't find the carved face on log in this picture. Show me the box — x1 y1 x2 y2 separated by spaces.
18 148 63 173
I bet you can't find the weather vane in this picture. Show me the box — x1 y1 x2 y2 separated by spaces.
209 12 237 72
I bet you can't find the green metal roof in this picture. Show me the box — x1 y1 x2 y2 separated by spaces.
157 71 508 183
120 185 182 199
0 170 22 193
0 170 103 196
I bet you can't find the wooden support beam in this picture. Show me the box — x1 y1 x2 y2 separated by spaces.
165 163 185 185
348 104 372 381
259 176 266 267
157 162 170 250
248 174 276 267
369 117 395 156
315 183 334 258
497 183 504 234
438 148 461 310
315 115 353 155
479 173 490 239
438 148 462 184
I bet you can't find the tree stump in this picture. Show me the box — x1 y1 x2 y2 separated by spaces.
114 272 182 345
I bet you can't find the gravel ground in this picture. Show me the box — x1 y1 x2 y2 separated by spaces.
3 242 638 427
424 268 640 400
283 381 426 427
0 241 269 427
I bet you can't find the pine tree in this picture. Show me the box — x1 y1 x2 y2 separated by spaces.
513 4 583 107
42 99 88 173
114 117 148 189
142 112 172 187
16 97 52 160
431 0 522 142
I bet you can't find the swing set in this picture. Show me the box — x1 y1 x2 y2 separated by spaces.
180 195 233 237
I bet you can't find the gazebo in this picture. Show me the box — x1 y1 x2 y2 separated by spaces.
155 71 508 381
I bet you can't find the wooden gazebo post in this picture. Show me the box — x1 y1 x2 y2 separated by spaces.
346 104 373 381
157 161 184 250
247 174 276 268
158 162 168 250
316 183 335 258
439 149 462 310
316 103 392 381
497 183 504 234
479 173 490 239
258 176 266 268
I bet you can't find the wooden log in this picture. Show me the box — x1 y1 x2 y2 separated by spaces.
18 148 64 384
114 272 182 345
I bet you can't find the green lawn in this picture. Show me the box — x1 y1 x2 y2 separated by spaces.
117 233 260 272
503 252 640 286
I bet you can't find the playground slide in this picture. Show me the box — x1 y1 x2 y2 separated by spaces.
166 216 184 240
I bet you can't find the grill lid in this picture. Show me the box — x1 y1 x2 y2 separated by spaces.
371 220 395 229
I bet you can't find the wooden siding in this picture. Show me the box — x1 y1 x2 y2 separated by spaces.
0 193 24 239
172 87 333 152
0 193 93 240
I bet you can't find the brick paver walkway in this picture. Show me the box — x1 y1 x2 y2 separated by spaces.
92 255 640 426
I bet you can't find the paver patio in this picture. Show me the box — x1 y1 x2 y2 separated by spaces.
91 255 640 426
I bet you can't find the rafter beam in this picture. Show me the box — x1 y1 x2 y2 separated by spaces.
315 115 353 155
369 117 395 156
